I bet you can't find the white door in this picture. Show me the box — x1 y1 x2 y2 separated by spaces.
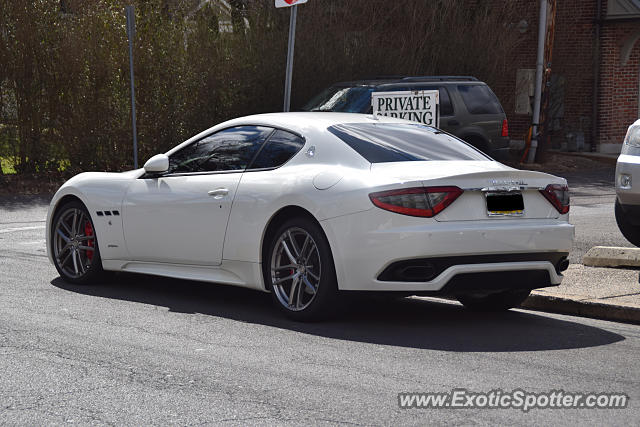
122 173 241 265
122 125 274 266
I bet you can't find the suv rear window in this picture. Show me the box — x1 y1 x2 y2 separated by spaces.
328 123 490 163
303 86 374 113
304 85 453 115
457 84 503 115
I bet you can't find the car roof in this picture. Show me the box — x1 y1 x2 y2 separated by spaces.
165 112 411 156
329 76 483 88
214 112 409 135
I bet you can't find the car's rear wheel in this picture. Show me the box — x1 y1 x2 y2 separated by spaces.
456 289 531 311
615 199 640 247
51 201 104 284
265 217 338 321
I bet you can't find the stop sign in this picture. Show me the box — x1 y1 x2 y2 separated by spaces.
275 0 308 8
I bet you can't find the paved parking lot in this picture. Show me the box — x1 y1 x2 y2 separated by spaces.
1 178 639 425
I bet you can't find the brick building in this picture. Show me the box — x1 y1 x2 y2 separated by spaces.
492 0 640 153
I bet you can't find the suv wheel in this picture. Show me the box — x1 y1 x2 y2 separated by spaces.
456 289 531 311
615 200 640 247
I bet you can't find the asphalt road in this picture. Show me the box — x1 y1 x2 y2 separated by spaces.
1 178 639 425
564 167 633 264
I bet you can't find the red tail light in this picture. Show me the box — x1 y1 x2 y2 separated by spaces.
540 184 570 214
369 186 463 218
501 119 509 137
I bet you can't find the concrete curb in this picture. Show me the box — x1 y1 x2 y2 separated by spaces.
522 292 640 325
583 246 640 268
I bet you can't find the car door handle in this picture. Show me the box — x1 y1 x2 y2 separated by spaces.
208 188 229 198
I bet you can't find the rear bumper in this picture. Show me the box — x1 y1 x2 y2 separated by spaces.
365 261 561 293
377 252 568 282
322 209 574 292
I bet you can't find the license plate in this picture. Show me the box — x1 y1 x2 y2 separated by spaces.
485 191 524 216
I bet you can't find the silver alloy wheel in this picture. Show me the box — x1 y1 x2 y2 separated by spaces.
53 208 96 279
270 227 322 311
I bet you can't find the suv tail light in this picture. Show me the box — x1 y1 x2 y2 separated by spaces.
501 119 509 137
540 184 570 214
369 186 463 218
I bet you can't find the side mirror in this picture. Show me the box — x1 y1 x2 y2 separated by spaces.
143 154 169 174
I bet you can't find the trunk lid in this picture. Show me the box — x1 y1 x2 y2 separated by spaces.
370 161 566 221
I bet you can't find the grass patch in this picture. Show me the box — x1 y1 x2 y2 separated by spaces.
0 157 71 174
1 156 16 174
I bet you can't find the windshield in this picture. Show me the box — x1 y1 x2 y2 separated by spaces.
328 123 491 163
303 86 374 113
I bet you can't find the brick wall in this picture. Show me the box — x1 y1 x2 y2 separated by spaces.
598 21 640 145
490 0 598 147
490 0 640 151
552 0 598 147
489 0 538 142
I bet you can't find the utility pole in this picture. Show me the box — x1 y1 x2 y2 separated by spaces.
526 0 547 164
527 0 557 163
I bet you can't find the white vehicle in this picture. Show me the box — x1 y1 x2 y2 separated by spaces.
47 113 574 320
615 118 640 246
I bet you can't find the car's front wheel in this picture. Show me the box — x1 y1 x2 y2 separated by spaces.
456 289 531 311
264 217 338 321
615 199 640 247
51 200 104 284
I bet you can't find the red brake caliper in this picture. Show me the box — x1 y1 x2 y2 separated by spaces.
84 221 94 261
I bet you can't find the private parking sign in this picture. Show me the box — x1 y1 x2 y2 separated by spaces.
371 90 440 127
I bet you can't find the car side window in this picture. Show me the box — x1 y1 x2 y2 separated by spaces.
168 126 274 174
249 130 305 169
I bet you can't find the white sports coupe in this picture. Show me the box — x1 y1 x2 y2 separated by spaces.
47 112 574 320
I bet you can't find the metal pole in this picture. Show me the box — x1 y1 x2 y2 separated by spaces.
527 0 547 163
283 5 297 112
126 6 139 169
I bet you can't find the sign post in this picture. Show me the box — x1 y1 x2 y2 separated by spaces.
125 5 138 169
275 0 308 112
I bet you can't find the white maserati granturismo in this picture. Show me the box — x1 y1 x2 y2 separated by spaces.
47 112 574 320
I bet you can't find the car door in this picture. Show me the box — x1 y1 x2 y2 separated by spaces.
122 125 274 266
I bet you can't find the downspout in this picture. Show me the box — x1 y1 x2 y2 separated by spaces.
592 0 602 152
527 0 548 163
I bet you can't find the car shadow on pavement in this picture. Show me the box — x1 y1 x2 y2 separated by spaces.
51 273 625 353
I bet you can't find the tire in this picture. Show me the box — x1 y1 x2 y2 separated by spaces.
456 289 531 312
615 199 640 247
263 217 338 321
51 200 104 285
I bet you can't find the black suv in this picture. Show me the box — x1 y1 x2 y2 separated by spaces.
303 76 510 159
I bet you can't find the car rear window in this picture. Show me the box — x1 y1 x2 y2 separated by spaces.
457 84 504 115
327 123 490 163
